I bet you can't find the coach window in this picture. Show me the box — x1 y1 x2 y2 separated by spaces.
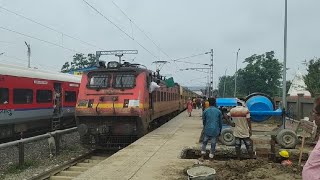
152 91 156 102
13 89 33 104
0 88 9 104
161 92 164 102
157 91 160 102
65 91 76 102
36 90 53 103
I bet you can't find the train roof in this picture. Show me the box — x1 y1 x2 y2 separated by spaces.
0 63 81 83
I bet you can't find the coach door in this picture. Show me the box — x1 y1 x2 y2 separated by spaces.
53 83 62 116
52 83 62 130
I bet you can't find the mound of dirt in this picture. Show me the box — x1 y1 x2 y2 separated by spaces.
201 159 302 180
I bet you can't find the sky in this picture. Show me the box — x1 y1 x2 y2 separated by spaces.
1 0 320 88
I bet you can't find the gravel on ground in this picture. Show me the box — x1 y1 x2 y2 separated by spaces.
0 132 88 180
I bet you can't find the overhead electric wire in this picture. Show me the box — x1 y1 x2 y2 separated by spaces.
84 1 188 82
82 0 159 60
1 54 60 71
172 53 208 64
0 26 80 53
174 60 208 65
112 1 173 61
0 5 103 50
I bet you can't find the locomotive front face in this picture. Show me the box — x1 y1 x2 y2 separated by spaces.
76 70 145 116
75 67 149 148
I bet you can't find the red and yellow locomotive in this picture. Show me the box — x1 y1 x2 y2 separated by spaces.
76 60 198 149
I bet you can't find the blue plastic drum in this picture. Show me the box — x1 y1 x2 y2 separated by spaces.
216 98 237 107
246 94 275 122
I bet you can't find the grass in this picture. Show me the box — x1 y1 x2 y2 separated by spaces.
3 160 38 174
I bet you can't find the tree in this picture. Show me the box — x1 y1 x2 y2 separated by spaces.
236 51 282 97
61 53 96 72
87 53 96 67
61 62 70 72
304 58 320 96
71 53 88 69
218 75 235 97
286 80 292 94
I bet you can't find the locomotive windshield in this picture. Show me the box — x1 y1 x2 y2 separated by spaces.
113 74 135 88
88 74 110 88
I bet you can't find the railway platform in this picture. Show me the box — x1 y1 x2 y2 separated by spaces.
75 109 204 180
74 109 309 180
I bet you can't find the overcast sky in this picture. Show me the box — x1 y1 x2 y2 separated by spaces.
1 0 320 87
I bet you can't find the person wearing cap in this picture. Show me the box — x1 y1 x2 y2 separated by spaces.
302 97 320 180
227 100 254 159
278 150 292 166
199 98 222 161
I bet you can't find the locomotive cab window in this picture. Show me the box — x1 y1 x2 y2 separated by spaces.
65 91 77 102
36 90 52 103
13 89 33 104
0 88 9 104
114 74 135 88
88 74 110 88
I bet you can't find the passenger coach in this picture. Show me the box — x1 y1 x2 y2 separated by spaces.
0 64 81 140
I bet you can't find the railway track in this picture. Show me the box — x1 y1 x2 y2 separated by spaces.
28 150 113 180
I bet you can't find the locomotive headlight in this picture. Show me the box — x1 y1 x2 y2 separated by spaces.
107 61 120 69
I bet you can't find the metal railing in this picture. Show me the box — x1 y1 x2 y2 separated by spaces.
0 127 77 166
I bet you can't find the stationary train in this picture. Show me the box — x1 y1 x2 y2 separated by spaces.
0 63 81 141
75 61 199 149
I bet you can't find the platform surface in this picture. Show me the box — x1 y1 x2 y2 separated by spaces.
75 110 202 180
75 109 311 180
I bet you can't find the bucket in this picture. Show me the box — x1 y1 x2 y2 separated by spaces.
187 166 216 180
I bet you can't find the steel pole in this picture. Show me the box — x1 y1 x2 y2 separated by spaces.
282 0 287 109
210 49 214 97
206 70 210 98
234 48 240 97
223 68 227 97
25 42 31 68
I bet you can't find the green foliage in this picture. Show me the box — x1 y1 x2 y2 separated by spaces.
61 62 70 73
304 58 320 96
61 53 96 72
87 53 96 67
286 80 292 94
219 51 282 97
218 75 235 97
4 160 37 174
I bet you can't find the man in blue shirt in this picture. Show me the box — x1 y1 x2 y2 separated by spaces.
200 98 222 160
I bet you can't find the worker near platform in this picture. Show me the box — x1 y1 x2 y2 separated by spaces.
187 98 193 117
202 97 210 111
201 97 206 111
228 100 254 159
278 150 292 166
192 98 196 109
200 98 222 160
196 98 201 109
302 97 320 180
